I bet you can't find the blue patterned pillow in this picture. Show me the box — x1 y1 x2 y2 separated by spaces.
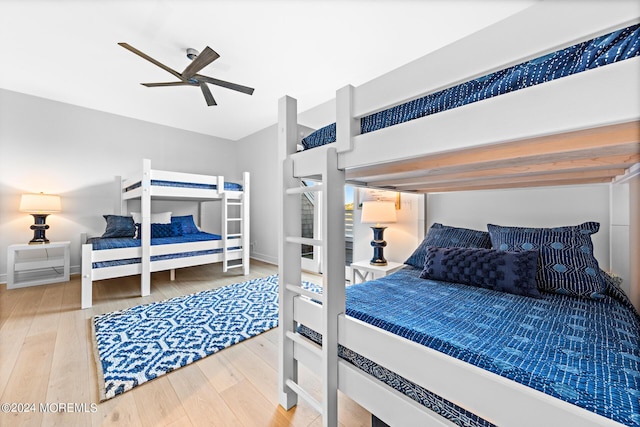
405 223 492 268
135 223 182 239
487 222 605 299
171 215 200 234
420 246 541 298
101 215 135 238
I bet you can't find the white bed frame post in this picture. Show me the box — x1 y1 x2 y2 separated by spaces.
320 147 346 426
140 158 151 296
278 95 302 410
81 242 93 309
220 176 228 273
336 84 357 153
242 171 250 275
278 95 346 427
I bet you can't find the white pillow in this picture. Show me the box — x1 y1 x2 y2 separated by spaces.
131 211 172 224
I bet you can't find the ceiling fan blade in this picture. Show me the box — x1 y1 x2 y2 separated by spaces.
118 42 183 80
194 74 254 95
141 81 194 87
182 47 220 80
200 83 217 106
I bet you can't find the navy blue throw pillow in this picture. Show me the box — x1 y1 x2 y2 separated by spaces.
487 222 605 299
101 215 136 238
136 223 182 239
420 246 541 298
171 215 200 234
405 223 492 268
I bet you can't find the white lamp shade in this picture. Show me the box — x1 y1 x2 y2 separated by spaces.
361 201 397 224
19 193 61 213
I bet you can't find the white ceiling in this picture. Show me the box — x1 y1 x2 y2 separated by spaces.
0 0 535 141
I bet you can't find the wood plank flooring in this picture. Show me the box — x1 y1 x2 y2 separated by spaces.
0 261 370 427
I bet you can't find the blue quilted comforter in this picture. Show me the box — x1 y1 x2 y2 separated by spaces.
302 24 639 149
304 267 640 426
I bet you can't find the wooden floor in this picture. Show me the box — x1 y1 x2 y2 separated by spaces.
0 260 370 427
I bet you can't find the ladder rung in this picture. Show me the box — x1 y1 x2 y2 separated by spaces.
286 237 322 246
285 379 322 414
285 283 323 302
227 234 242 238
226 249 243 254
225 263 244 269
226 218 242 222
285 183 324 195
227 202 242 206
286 330 322 358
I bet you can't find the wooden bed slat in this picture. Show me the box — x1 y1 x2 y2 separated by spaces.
346 121 639 192
372 152 640 188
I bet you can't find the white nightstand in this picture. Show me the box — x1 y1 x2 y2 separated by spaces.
350 260 404 284
7 241 70 289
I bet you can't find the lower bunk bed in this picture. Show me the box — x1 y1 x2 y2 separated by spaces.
80 216 244 309
296 265 640 427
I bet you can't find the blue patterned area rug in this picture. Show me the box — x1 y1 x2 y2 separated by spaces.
92 274 293 401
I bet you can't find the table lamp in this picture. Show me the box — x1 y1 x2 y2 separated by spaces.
20 193 61 244
361 201 397 265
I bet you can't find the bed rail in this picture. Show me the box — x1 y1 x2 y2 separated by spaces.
352 2 639 119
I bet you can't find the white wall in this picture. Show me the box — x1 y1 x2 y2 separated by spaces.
235 124 279 264
610 181 631 295
0 89 238 281
235 123 317 265
629 176 640 309
426 183 612 272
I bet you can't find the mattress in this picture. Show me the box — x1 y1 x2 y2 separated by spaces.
125 180 243 192
300 266 640 426
301 23 639 150
87 232 240 268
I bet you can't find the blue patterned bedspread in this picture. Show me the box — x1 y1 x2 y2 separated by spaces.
302 24 639 149
87 232 240 269
125 180 242 192
338 267 640 426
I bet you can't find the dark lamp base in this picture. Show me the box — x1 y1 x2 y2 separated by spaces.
29 214 51 245
369 226 388 266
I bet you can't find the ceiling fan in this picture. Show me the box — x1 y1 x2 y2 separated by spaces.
118 43 254 106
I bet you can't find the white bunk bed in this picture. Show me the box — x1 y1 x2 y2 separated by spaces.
81 159 250 309
278 3 640 427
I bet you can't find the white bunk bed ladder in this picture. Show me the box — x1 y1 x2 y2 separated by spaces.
278 96 346 427
221 172 250 274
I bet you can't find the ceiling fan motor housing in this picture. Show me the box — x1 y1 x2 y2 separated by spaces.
186 48 199 60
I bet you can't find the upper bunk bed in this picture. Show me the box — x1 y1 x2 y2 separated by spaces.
277 3 640 427
81 159 250 309
284 3 639 191
121 158 244 202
